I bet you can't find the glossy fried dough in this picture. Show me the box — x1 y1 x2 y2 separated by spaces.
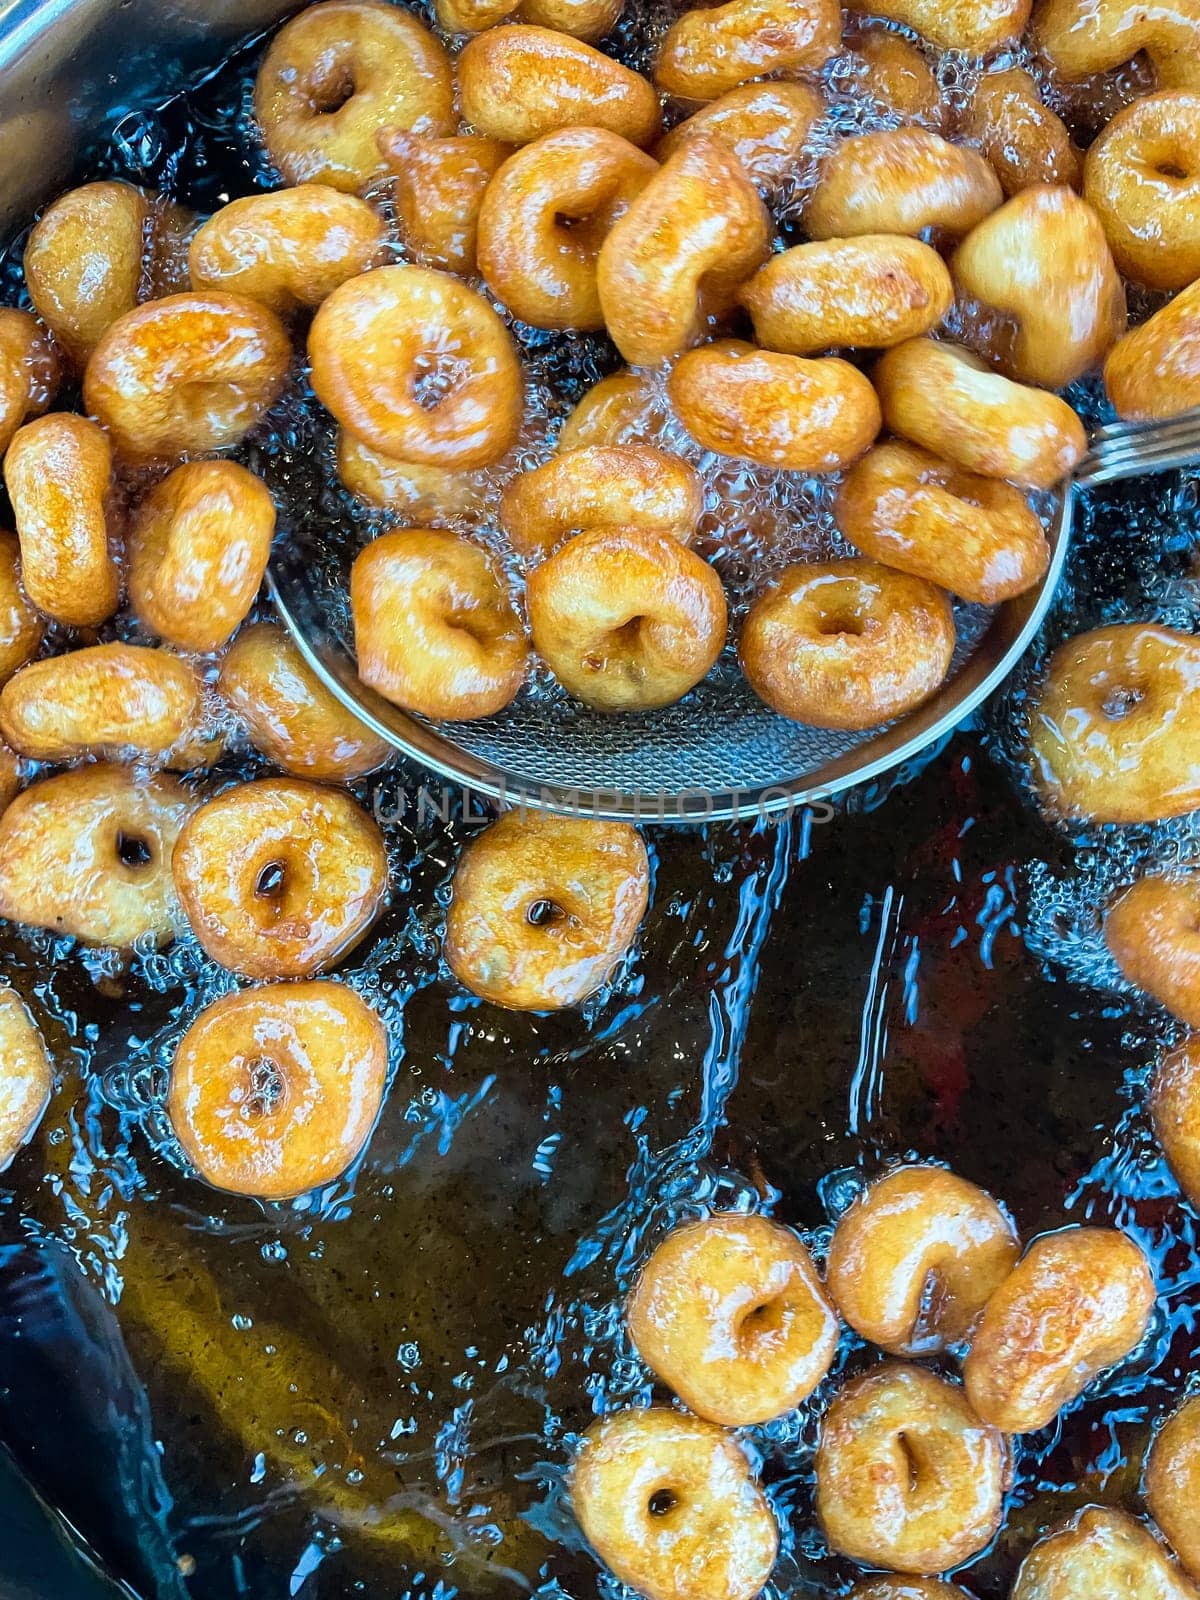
1106 874 1200 1027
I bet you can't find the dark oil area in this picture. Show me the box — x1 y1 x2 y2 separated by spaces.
0 10 1198 1600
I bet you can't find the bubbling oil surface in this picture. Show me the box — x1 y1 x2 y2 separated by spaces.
0 11 1199 1600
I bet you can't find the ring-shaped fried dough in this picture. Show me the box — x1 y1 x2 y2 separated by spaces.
826 1165 1020 1355
1085 93 1200 290
380 130 511 276
669 340 880 472
597 137 771 367
0 309 58 453
219 622 393 784
0 763 194 948
128 461 276 652
309 265 523 467
952 184 1126 389
571 1408 778 1600
656 82 825 195
519 0 625 37
853 28 945 127
1152 1035 1200 1210
835 439 1049 604
500 446 702 559
167 981 388 1199
1146 1396 1200 1580
1030 623 1200 822
626 1213 838 1425
351 528 529 720
527 526 727 711
740 236 953 355
335 428 490 524
0 531 44 687
1104 275 1200 420
844 0 1028 53
84 292 291 460
1011 1508 1199 1600
963 1227 1156 1432
189 187 388 315
807 130 1002 240
851 1584 976 1600
0 986 52 1171
739 558 954 729
816 1363 1008 1574
557 369 669 451
1034 0 1200 90
873 340 1086 489
961 68 1083 197
1105 875 1200 1027
444 810 649 1009
0 644 204 767
254 0 455 191
172 779 389 980
4 414 119 628
478 128 657 331
458 28 661 148
654 0 841 101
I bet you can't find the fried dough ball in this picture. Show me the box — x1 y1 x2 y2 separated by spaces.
24 181 186 366
0 644 204 767
853 28 944 128
500 446 702 559
626 1212 839 1425
518 0 625 37
127 461 275 653
1151 1035 1200 1209
334 428 490 525
827 1165 1020 1356
654 0 841 102
1105 875 1200 1027
84 291 291 460
816 1363 1007 1574
444 811 649 1009
0 764 194 948
167 980 388 1199
557 369 668 451
571 1408 778 1600
0 309 58 453
350 528 528 720
807 129 1002 240
458 28 661 148
309 265 523 467
1030 624 1200 823
739 559 955 729
1084 92 1200 289
380 130 510 276
836 440 1048 604
961 68 1083 197
189 187 387 316
1011 1508 1199 1600
597 137 770 368
656 82 825 196
873 340 1086 489
0 531 44 688
844 0 1028 52
526 526 727 711
219 622 392 784
478 128 658 331
173 778 388 980
0 740 22 819
254 0 455 192
1147 1396 1200 1579
1034 0 1200 91
740 236 953 355
851 1584 975 1600
963 1227 1156 1432
4 413 119 628
0 986 52 1171
1104 276 1200 420
952 185 1126 389
669 340 880 473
